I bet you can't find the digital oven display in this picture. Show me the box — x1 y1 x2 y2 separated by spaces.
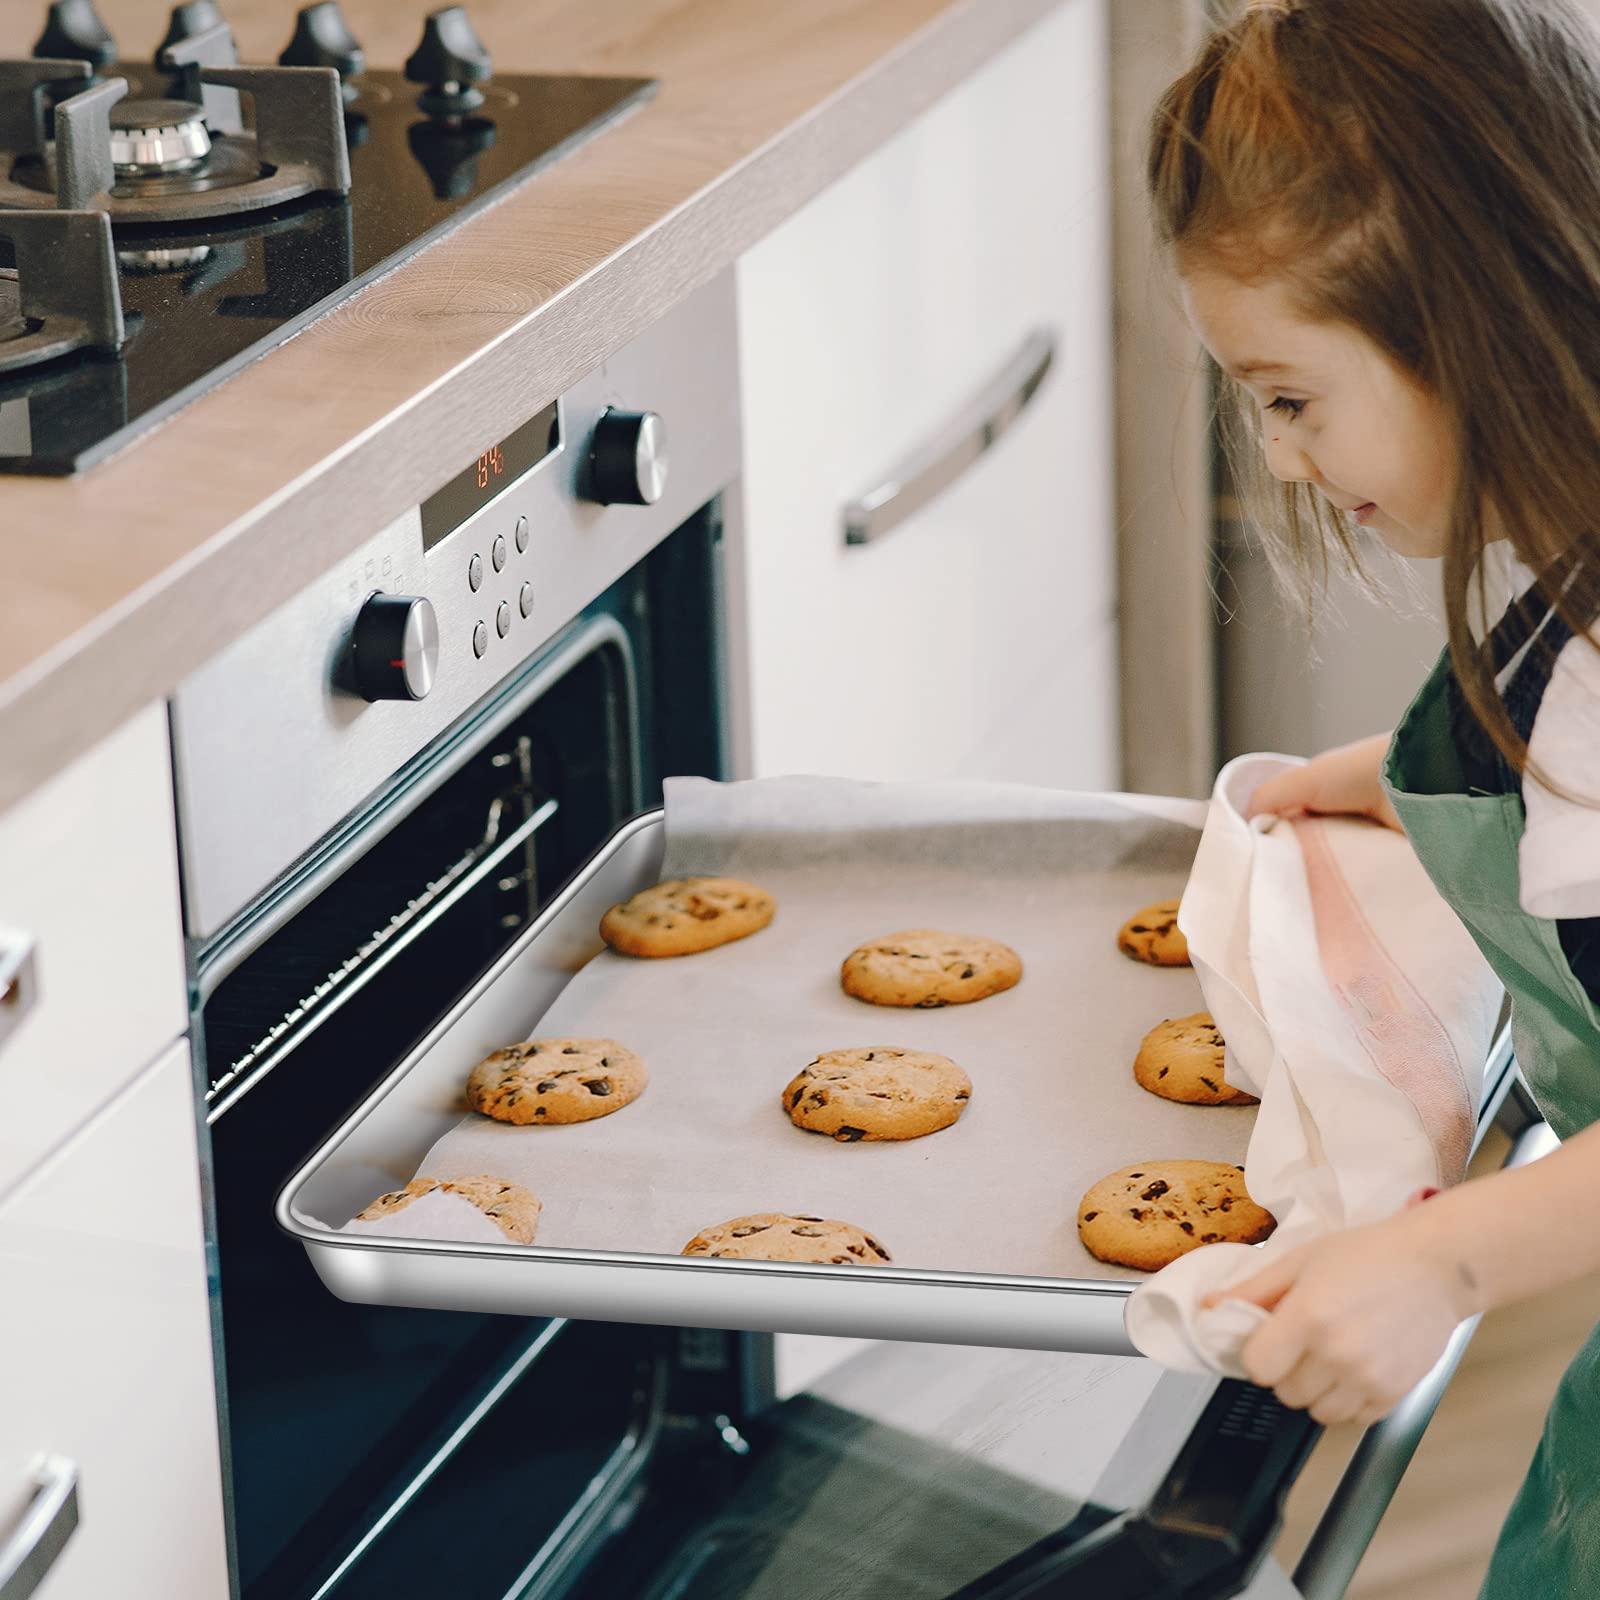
420 400 561 551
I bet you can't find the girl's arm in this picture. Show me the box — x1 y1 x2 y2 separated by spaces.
1211 1117 1600 1425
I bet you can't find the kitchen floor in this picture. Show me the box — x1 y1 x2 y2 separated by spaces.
1274 1123 1600 1597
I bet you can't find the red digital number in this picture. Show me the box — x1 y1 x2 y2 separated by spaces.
490 445 504 478
476 453 490 490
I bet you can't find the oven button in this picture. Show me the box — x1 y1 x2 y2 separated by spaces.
491 534 507 572
472 620 489 658
584 408 667 505
514 515 529 553
519 581 533 617
351 593 439 701
495 600 511 637
468 552 483 591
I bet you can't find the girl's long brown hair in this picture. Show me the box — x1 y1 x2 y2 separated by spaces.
1149 0 1600 779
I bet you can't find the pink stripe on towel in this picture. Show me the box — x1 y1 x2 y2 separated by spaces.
1292 818 1474 1185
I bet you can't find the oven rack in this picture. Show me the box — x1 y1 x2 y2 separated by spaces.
203 783 557 1120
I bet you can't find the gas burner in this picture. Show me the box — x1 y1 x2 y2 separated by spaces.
0 209 124 374
0 23 350 224
108 97 210 176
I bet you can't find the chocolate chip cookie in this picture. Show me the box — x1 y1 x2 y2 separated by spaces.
466 1038 647 1125
840 929 1022 1008
600 876 775 957
1133 1011 1258 1106
681 1212 893 1265
782 1046 972 1141
1117 898 1189 966
355 1174 542 1244
1077 1160 1275 1271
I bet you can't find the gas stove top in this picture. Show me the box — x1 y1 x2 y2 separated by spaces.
0 1 654 475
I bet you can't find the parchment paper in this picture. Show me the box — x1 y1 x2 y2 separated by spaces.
343 775 1255 1282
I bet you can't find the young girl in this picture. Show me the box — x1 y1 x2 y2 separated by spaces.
1149 0 1600 1590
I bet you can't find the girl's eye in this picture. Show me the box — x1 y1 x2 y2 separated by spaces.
1266 396 1306 419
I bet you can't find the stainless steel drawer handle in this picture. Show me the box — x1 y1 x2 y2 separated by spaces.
0 1456 79 1600
0 929 38 1057
841 327 1056 547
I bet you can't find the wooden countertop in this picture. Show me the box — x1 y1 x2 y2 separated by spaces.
0 0 1061 812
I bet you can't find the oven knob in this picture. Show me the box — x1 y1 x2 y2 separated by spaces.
351 593 439 702
585 409 667 506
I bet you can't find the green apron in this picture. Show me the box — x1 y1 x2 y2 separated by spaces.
1384 645 1600 1596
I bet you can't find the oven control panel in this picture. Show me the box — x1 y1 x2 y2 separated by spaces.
171 273 738 940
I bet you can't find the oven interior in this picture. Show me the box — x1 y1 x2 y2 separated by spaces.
192 504 751 1600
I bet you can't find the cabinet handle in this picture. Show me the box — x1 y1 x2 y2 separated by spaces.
0 1456 79 1600
841 327 1056 547
0 930 38 1059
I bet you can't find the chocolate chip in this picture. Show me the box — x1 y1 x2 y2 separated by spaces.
1130 1172 1144 1178
796 1215 823 1222
584 1078 612 1096
916 997 949 1008
1129 1207 1146 1220
1140 1180 1170 1201
867 1237 890 1259
789 1088 805 1109
960 965 975 979
792 1226 826 1237
830 1255 851 1264
834 1126 868 1142
1179 1221 1194 1234
1201 1232 1221 1242
536 1080 558 1093
1199 1077 1218 1092
954 1090 970 1100
1158 1066 1169 1078
730 1224 770 1237
1083 1210 1099 1221
562 1046 580 1055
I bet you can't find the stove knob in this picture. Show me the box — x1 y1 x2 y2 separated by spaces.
154 0 226 67
405 6 491 115
280 2 363 81
351 593 439 702
585 409 668 507
34 0 116 69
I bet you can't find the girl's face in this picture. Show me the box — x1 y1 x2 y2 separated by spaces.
1181 268 1457 559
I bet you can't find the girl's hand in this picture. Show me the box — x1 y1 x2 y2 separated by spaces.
1245 732 1404 833
1202 1212 1476 1425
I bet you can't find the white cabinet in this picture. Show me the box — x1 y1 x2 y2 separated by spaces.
0 704 187 1199
732 0 1116 788
0 1039 227 1600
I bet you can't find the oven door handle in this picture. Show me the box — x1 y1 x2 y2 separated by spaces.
1292 1105 1558 1599
841 327 1055 547
0 1456 79 1600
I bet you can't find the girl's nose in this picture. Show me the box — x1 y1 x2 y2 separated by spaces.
1262 429 1314 484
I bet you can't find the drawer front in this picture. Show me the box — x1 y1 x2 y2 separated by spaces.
0 704 187 1198
0 1040 227 1600
735 0 1114 782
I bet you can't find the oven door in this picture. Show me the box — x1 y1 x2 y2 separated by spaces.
562 1059 1543 1600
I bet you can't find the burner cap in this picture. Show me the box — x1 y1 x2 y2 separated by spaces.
108 99 212 177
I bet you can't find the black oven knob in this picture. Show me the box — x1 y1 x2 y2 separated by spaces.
585 409 667 506
351 593 439 702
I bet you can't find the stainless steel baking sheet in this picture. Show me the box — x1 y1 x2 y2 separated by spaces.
280 777 1254 1354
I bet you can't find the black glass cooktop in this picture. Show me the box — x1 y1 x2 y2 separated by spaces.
0 63 654 475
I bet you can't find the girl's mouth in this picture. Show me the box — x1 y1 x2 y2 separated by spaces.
1352 502 1377 524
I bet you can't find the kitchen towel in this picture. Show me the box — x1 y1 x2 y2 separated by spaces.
1123 753 1504 1377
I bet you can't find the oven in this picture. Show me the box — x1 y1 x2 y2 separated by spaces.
171 274 755 1600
